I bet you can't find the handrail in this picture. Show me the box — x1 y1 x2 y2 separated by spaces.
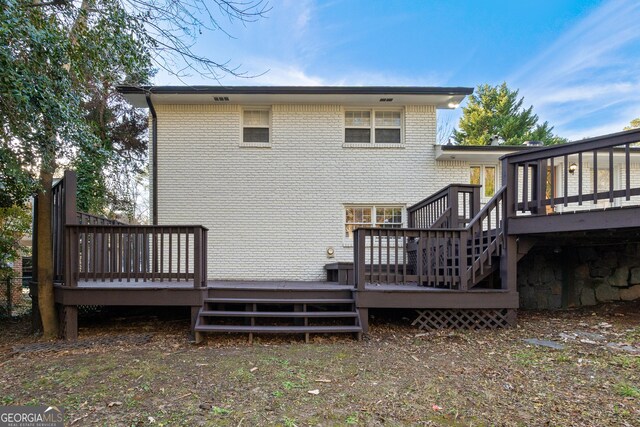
501 128 640 163
407 184 480 213
407 184 481 229
466 185 506 228
463 186 506 288
77 211 127 226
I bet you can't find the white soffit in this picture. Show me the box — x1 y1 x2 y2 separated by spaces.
122 92 468 109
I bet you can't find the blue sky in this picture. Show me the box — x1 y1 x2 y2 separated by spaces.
155 0 640 141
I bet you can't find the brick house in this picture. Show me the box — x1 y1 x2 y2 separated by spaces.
43 85 640 340
118 85 506 281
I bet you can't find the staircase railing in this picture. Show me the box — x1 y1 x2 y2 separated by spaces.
407 184 481 229
465 186 506 288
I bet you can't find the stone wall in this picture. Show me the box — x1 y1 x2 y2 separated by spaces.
518 243 640 309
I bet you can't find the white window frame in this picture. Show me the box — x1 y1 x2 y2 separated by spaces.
343 204 405 246
240 107 271 148
470 164 497 200
343 108 404 148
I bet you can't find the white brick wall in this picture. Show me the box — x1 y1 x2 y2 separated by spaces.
153 103 474 281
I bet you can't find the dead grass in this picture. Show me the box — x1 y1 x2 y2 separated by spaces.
1 302 639 426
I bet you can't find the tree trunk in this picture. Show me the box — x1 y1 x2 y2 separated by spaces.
37 168 58 339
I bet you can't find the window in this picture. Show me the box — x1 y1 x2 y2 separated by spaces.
470 165 496 198
345 110 402 144
345 206 403 239
242 109 270 144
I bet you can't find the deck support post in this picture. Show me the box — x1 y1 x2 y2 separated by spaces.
357 307 369 334
190 306 202 344
501 158 520 297
500 236 518 292
60 305 78 340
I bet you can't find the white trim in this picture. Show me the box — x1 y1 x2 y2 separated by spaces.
342 204 406 247
240 107 272 146
342 143 406 149
470 164 497 200
343 107 404 146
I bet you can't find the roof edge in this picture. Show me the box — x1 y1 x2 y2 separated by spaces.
116 85 474 96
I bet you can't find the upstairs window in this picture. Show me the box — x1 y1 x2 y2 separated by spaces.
243 109 270 143
345 110 402 144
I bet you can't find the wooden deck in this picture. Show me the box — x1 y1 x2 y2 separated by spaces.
39 128 640 340
70 280 349 290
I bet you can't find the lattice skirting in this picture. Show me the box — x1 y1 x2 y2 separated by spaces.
411 308 516 331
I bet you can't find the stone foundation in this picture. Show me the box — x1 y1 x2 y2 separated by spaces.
518 243 640 309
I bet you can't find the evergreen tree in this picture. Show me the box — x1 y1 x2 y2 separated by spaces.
453 83 567 146
624 117 640 130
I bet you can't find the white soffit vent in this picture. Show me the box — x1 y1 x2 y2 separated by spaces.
213 96 230 102
379 98 393 102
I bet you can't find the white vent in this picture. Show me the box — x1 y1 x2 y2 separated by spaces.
213 96 230 102
379 98 393 102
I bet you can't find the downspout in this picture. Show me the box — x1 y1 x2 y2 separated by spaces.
145 94 158 225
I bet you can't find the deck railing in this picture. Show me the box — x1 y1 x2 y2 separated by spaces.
77 212 126 225
38 168 210 289
64 224 208 288
502 128 640 217
353 227 466 290
52 171 77 282
407 184 481 229
354 186 506 291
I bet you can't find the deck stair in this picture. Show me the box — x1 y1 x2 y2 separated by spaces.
194 284 362 342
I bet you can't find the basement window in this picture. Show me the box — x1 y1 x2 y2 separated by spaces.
242 109 270 145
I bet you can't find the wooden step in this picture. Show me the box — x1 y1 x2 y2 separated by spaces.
203 298 354 304
199 310 358 318
194 324 362 333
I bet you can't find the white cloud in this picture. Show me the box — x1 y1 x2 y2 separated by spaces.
510 0 640 140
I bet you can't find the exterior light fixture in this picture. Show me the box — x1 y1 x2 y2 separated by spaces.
447 102 459 108
569 163 577 174
326 247 335 258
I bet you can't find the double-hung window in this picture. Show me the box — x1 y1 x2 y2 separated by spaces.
242 109 270 144
345 110 402 144
470 165 496 198
344 206 403 239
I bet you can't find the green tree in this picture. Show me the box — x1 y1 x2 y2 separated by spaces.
75 73 151 219
0 146 33 279
1 0 149 337
1 0 266 338
624 117 640 130
0 206 31 279
453 83 567 146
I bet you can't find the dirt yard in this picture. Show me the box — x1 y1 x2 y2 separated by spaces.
1 303 639 426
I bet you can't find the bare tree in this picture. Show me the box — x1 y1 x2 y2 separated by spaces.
124 0 270 82
437 109 457 145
